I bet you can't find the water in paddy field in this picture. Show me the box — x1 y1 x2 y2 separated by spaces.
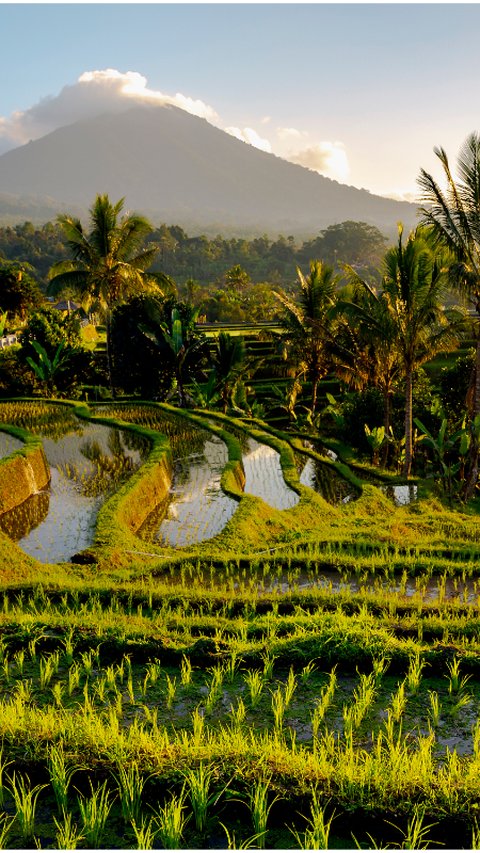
242 438 299 509
139 432 238 547
0 408 149 563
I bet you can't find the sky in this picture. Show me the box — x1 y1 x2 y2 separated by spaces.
1 3 480 201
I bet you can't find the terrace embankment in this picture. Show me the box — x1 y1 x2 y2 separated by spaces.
0 427 49 514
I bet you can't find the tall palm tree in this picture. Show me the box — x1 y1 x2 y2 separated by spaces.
418 132 480 495
48 194 162 393
381 226 460 476
274 260 339 415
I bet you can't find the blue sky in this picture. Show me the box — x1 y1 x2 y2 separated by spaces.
1 3 480 200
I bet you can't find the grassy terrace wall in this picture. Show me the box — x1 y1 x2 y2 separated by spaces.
0 424 49 514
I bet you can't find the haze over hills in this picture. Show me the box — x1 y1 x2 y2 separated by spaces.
0 102 418 237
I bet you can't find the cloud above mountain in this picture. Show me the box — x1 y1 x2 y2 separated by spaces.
0 69 219 154
0 68 350 182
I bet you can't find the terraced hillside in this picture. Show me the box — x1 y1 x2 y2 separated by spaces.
0 399 478 848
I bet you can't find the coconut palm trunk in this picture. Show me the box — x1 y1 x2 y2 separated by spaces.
404 369 414 477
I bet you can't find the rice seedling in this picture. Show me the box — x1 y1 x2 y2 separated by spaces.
220 823 264 849
62 628 76 665
406 653 426 695
244 669 265 709
68 661 81 696
428 691 441 728
283 667 297 709
387 805 438 849
80 650 95 677
243 776 281 849
13 678 33 706
182 762 218 834
131 815 157 850
126 672 136 704
261 652 276 680
0 814 14 849
53 811 85 849
372 656 389 685
180 655 193 686
1 656 10 685
446 657 472 695
290 791 336 850
77 779 114 848
13 648 25 676
450 691 472 717
165 673 178 710
8 772 46 844
472 818 480 850
51 680 66 708
229 697 247 730
48 741 81 815
271 686 286 734
112 760 149 824
205 665 225 713
390 679 408 723
191 706 205 747
225 649 243 684
0 744 12 808
300 659 317 682
151 790 189 849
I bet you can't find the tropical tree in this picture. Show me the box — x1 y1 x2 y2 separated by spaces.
139 297 208 407
0 258 42 322
381 225 460 476
418 132 480 496
48 194 163 393
274 261 339 414
332 277 402 465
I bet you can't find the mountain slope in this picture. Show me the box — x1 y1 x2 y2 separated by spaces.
0 103 418 235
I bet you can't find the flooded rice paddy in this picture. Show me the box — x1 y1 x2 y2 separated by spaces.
0 403 149 563
0 401 416 560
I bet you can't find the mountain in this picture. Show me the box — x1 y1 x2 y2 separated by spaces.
0 103 418 236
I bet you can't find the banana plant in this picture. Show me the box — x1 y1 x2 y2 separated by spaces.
25 340 73 395
414 415 474 500
364 424 386 466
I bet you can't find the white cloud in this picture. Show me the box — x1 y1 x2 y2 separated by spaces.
0 69 218 154
224 126 272 153
285 141 350 182
276 126 305 142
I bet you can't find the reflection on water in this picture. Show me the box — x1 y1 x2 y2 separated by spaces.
139 433 238 547
243 438 299 510
17 468 103 563
381 484 418 505
298 455 355 504
0 490 50 540
0 403 149 563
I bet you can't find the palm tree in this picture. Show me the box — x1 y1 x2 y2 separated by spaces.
418 132 480 495
48 194 162 393
381 226 460 476
274 260 339 415
333 276 402 466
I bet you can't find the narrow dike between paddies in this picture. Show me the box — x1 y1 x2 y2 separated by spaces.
0 401 150 563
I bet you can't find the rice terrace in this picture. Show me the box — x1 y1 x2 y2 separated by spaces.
4 96 480 853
